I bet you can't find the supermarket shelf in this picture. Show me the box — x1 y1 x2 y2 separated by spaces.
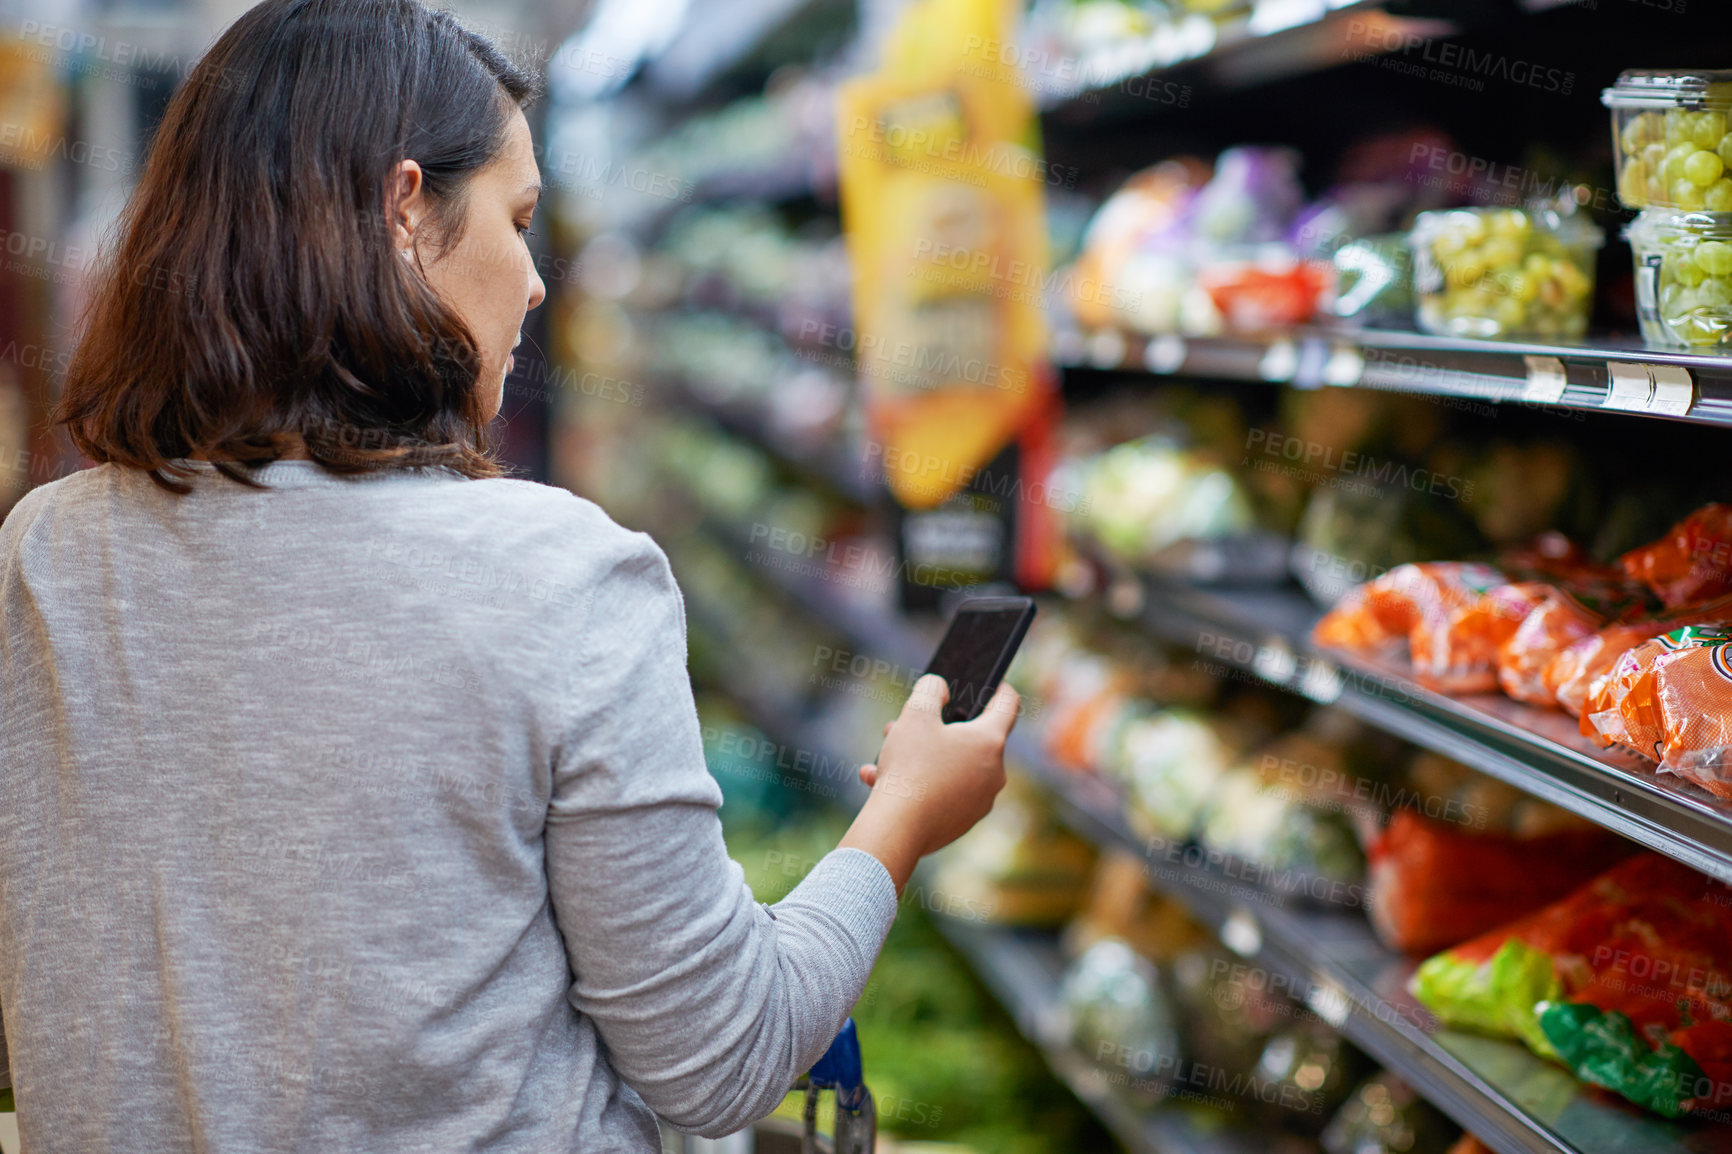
929 917 1276 1154
1127 579 1732 887
650 374 876 504
993 729 1732 1154
1053 325 1732 427
723 549 1732 1153
1039 0 1455 116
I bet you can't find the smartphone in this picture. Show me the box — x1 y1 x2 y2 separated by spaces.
922 596 1037 724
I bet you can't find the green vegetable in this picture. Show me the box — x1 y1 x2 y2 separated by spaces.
1537 1001 1706 1119
1409 939 1562 1060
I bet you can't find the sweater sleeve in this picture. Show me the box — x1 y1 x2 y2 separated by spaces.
544 530 898 1137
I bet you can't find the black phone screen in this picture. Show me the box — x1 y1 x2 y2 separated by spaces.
923 598 1036 724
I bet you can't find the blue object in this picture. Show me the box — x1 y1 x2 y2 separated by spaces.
808 1018 866 1113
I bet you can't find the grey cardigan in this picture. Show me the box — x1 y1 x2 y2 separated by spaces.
0 460 897 1152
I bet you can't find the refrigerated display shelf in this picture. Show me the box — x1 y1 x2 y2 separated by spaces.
728 545 1732 1154
1053 325 1732 427
997 730 1732 1154
673 410 1732 889
653 477 1732 1154
1124 578 1732 887
929 917 1282 1154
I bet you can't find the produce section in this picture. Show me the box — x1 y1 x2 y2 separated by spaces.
538 0 1732 1150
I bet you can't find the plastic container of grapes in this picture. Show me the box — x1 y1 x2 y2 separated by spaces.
1603 70 1732 211
1627 209 1732 349
1409 207 1602 341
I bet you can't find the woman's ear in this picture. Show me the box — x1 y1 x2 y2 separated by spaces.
386 158 428 259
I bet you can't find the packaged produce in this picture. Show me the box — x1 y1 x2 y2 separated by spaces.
1312 561 1504 657
1066 435 1254 566
931 776 1098 927
1610 633 1732 795
1320 1073 1457 1154
1549 593 1732 718
1198 254 1333 330
1546 619 1668 718
1619 502 1732 609
1198 728 1370 900
1411 853 1732 1118
1365 808 1633 956
1602 70 1732 211
1104 709 1243 841
1584 622 1732 754
1410 206 1601 340
1494 587 1606 705
1628 210 1732 349
1059 937 1182 1105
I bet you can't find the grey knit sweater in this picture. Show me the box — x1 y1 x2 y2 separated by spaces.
0 460 897 1152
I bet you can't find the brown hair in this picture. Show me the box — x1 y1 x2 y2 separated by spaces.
54 0 543 492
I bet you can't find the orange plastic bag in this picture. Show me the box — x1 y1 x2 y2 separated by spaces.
1496 589 1606 705
1619 639 1732 797
1414 582 1552 695
1585 623 1732 752
1313 561 1504 655
1621 503 1732 610
1547 621 1668 718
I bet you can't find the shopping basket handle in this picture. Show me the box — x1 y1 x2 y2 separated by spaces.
808 1018 866 1113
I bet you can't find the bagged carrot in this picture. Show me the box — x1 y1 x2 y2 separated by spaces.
1621 503 1732 610
1584 623 1732 751
1618 639 1732 797
1312 561 1504 657
1547 621 1669 718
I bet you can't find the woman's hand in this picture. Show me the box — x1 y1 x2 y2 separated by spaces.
838 674 1018 895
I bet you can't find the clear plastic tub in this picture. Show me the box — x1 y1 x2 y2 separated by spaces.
1627 209 1732 349
1409 207 1602 340
1603 69 1732 211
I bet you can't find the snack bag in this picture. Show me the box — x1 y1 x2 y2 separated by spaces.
1312 562 1504 655
1584 622 1732 751
1621 503 1732 609
1619 639 1732 796
1412 853 1732 1118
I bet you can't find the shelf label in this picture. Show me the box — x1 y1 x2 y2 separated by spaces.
1297 656 1344 704
1603 362 1654 412
1259 338 1300 382
1144 334 1187 374
1086 328 1128 369
1249 0 1327 35
1650 364 1697 416
1306 979 1352 1029
1253 639 1298 685
1322 342 1365 387
1521 355 1567 404
1220 908 1262 957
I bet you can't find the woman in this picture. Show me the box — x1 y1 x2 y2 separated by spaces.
0 1 1017 1150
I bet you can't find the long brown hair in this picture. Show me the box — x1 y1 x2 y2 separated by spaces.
55 0 542 493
